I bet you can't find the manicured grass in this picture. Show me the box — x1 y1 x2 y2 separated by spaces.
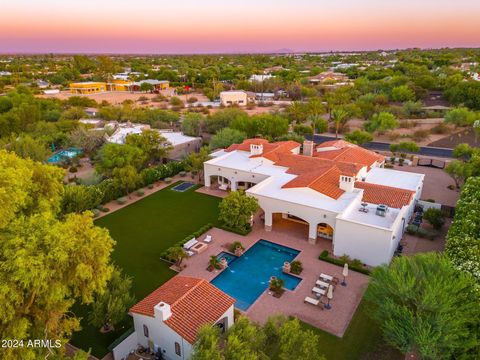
71 183 222 357
300 299 403 360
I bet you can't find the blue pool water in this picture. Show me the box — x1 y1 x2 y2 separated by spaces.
47 148 83 163
211 240 302 310
216 251 237 264
171 182 196 192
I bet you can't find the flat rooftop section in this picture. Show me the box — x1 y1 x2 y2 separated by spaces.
339 202 401 229
159 131 199 146
365 167 424 192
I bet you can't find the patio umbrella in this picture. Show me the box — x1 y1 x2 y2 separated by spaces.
325 284 334 310
341 263 349 286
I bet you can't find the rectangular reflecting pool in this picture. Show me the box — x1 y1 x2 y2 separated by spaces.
211 239 302 311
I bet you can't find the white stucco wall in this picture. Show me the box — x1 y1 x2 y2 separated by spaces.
333 218 394 267
112 331 139 360
204 163 269 190
220 91 247 106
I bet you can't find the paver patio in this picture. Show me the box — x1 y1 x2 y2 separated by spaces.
181 214 369 337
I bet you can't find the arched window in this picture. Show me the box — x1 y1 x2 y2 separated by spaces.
175 342 181 356
143 324 149 338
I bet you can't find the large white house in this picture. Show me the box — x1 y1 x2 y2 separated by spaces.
113 276 235 360
204 138 424 266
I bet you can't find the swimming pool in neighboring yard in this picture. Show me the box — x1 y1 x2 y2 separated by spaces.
211 239 302 311
47 148 83 163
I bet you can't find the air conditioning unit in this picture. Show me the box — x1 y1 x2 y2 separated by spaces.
376 204 388 217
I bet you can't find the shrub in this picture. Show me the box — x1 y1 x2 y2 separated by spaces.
269 277 285 294
406 224 419 234
136 189 145 196
92 209 100 217
431 122 448 134
411 129 430 141
320 250 329 258
116 197 128 205
228 241 245 253
69 166 78 173
398 158 405 166
179 171 186 177
290 260 303 275
164 177 172 184
423 208 445 230
447 184 455 190
384 163 394 169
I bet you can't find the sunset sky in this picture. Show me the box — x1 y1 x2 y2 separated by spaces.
1 0 479 54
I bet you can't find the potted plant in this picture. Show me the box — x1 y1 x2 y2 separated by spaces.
269 277 285 298
207 255 221 272
229 241 245 256
290 260 303 275
282 261 291 273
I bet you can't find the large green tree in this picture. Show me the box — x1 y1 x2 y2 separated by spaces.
218 191 258 231
366 253 479 360
96 143 145 176
210 128 246 150
0 150 115 360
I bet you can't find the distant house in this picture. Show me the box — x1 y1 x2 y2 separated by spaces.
69 82 107 94
0 71 12 76
112 276 235 360
104 122 201 160
85 107 99 117
249 74 274 82
220 90 249 106
131 79 170 91
255 92 275 101
308 71 349 85
69 79 169 94
36 80 49 88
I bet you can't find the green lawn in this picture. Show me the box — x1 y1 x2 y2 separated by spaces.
300 299 403 360
71 182 222 357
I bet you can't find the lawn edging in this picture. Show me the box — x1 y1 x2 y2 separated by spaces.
318 250 371 275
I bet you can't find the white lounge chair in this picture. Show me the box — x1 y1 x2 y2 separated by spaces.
186 250 195 257
312 287 326 296
183 238 198 250
319 273 333 282
304 296 320 306
204 235 212 243
316 280 329 289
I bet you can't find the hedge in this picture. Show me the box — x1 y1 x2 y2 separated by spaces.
160 223 214 260
318 251 371 275
217 224 252 236
446 176 480 285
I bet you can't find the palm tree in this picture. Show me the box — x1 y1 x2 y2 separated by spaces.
331 108 350 139
167 246 187 267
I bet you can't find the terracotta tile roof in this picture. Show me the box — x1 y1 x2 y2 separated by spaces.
130 276 235 344
314 140 384 168
355 182 414 208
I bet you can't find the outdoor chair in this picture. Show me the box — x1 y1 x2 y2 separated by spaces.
319 273 333 282
312 287 326 296
316 279 329 289
204 235 212 243
183 238 198 250
304 296 320 306
186 250 195 257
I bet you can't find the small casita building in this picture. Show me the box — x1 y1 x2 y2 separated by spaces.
112 276 235 360
204 138 424 267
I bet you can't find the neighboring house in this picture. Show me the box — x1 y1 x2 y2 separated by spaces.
85 107 99 117
308 71 350 85
249 74 274 82
220 90 250 106
104 122 201 160
79 118 104 128
131 79 169 91
36 80 49 88
69 82 107 94
0 71 12 76
69 79 168 94
255 92 275 101
204 139 424 266
112 276 235 360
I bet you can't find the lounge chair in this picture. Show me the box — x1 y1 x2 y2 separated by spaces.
304 297 325 309
183 238 198 250
319 273 333 282
316 280 329 289
186 250 195 257
304 296 320 306
204 235 212 243
312 287 326 296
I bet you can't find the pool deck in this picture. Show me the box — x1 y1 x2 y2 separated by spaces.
180 214 369 337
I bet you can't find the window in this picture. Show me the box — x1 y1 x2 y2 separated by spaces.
143 324 149 337
175 342 181 356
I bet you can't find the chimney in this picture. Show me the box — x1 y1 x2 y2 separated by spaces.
250 143 263 156
339 175 354 192
154 302 172 321
303 140 314 156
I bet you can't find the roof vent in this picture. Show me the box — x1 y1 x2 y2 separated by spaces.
250 143 263 156
376 204 389 217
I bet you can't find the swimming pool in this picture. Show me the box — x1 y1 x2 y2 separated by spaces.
47 148 83 163
211 240 302 310
171 182 196 192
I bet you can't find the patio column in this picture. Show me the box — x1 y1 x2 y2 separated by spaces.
205 174 211 188
308 222 317 244
230 180 237 191
264 211 273 231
